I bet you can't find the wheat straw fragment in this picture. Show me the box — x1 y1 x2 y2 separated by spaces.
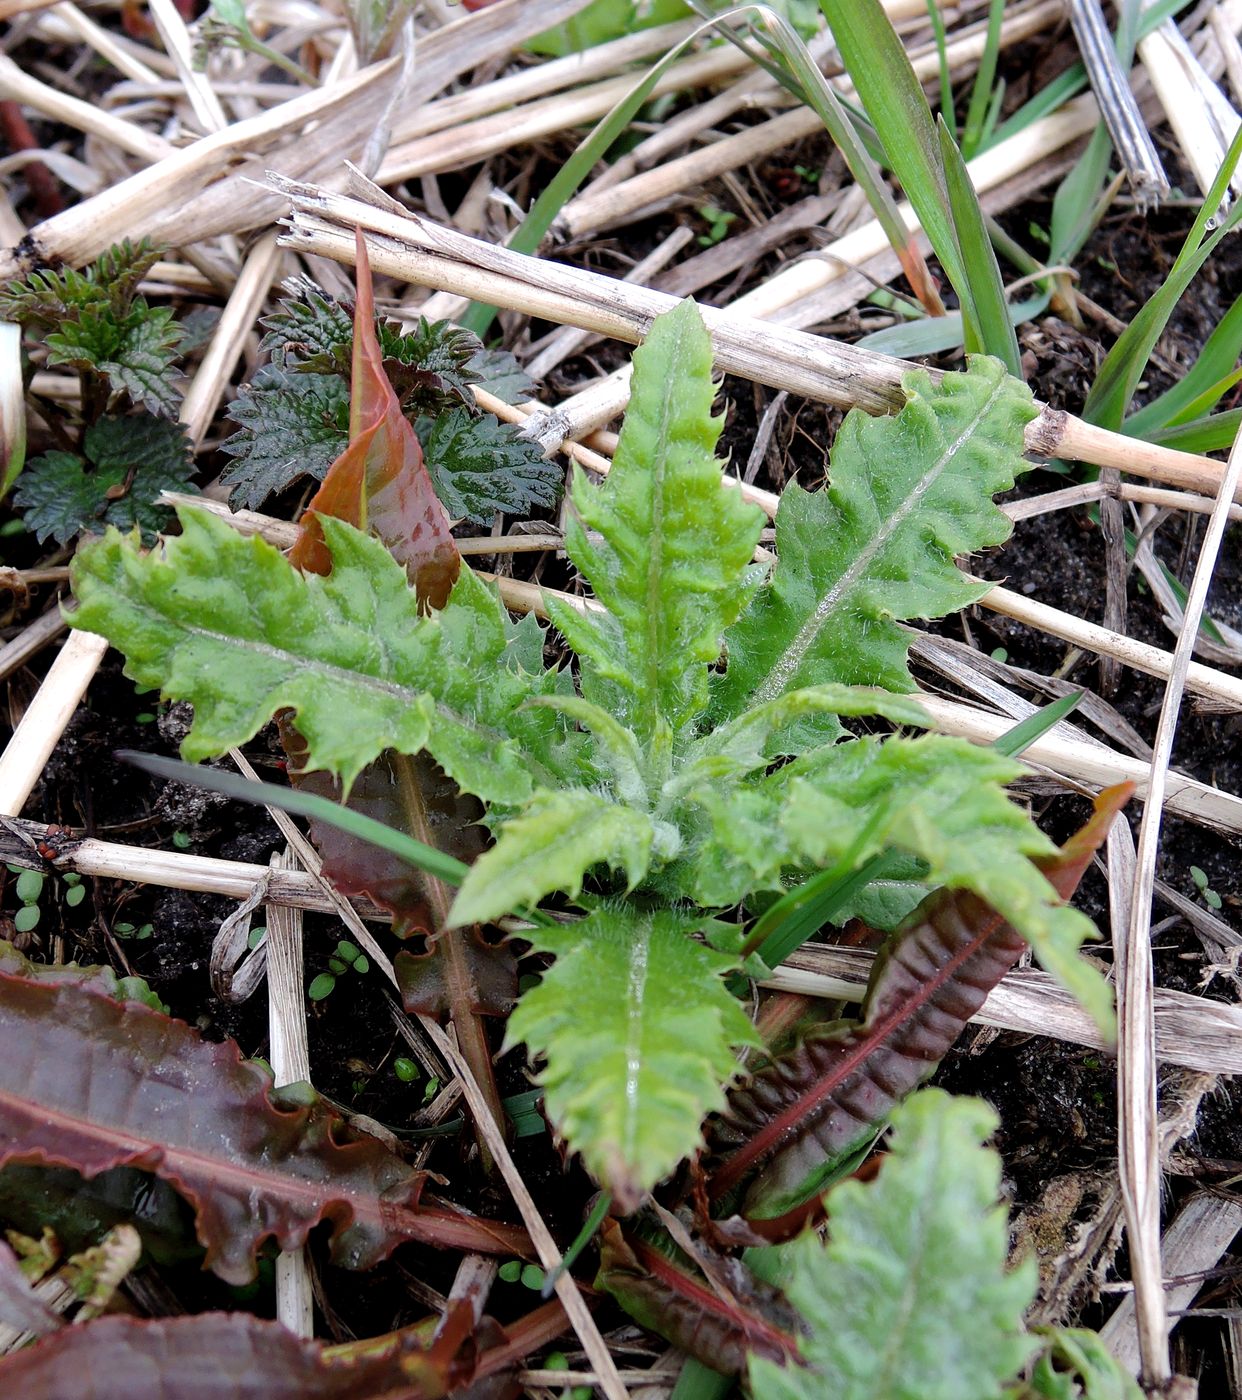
1069 0 1169 205
265 848 314 1338
274 191 1233 499
0 630 107 818
148 0 230 134
0 605 64 683
47 2 161 83
180 233 283 449
766 947 1242 1076
0 54 173 164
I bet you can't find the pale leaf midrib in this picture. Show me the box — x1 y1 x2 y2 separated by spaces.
750 374 1007 708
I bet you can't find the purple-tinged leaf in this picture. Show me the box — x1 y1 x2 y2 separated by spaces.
708 786 1132 1216
0 975 529 1284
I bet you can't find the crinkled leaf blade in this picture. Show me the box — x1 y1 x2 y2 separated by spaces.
0 975 528 1284
712 358 1036 739
418 408 562 525
710 787 1128 1215
506 904 760 1209
748 1090 1037 1400
448 789 654 928
291 230 460 608
67 507 541 802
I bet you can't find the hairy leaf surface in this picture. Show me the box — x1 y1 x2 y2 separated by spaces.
68 507 559 801
505 904 759 1208
0 975 528 1284
449 790 655 928
748 1090 1037 1400
712 358 1036 745
710 788 1127 1214
555 299 765 748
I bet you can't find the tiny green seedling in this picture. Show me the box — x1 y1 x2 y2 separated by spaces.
12 868 44 933
695 202 737 246
113 921 153 941
393 1056 419 1084
1190 865 1223 911
308 939 371 1001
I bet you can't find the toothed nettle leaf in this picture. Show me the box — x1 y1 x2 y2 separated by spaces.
416 409 562 524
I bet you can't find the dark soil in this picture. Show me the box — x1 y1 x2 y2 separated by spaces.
4 13 1242 1393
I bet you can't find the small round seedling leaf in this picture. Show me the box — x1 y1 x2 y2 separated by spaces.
307 973 336 1001
15 870 44 904
14 905 40 933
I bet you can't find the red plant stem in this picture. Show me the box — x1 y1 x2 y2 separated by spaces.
0 100 63 219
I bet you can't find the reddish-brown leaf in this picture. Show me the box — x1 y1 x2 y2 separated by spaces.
289 228 460 608
0 1307 522 1400
595 1219 803 1377
0 975 529 1284
708 786 1133 1215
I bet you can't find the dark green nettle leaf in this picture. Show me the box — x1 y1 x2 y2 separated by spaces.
15 415 194 545
748 1091 1037 1400
468 345 534 404
380 317 482 415
260 281 353 366
712 357 1037 746
505 903 759 1208
220 357 350 508
0 239 162 329
418 409 562 523
68 507 561 802
45 304 184 417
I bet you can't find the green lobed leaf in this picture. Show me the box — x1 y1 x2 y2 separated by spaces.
0 239 162 330
447 789 655 928
711 357 1036 748
67 506 565 803
417 409 562 524
748 1090 1037 1400
220 356 350 509
16 415 193 545
677 732 1112 1031
555 299 765 755
506 903 759 1209
1019 1328 1144 1400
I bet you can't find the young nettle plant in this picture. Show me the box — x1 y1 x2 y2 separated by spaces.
0 239 195 543
68 299 1113 1215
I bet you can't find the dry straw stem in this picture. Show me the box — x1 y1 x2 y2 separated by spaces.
180 233 284 449
552 0 1064 243
42 1 162 84
1111 387 1242 1386
1069 0 1169 204
274 191 1234 498
265 847 314 1340
766 945 1242 1078
0 606 66 684
1 811 1237 1081
0 53 174 165
1140 9 1242 219
0 629 107 818
148 0 230 135
1100 1192 1242 1375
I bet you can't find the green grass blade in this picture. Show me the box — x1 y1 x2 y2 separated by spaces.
937 115 1021 372
1124 293 1242 434
1141 407 1242 453
856 293 1048 357
960 0 1004 159
118 750 471 885
1084 126 1242 430
924 0 954 139
817 0 965 292
750 7 943 313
